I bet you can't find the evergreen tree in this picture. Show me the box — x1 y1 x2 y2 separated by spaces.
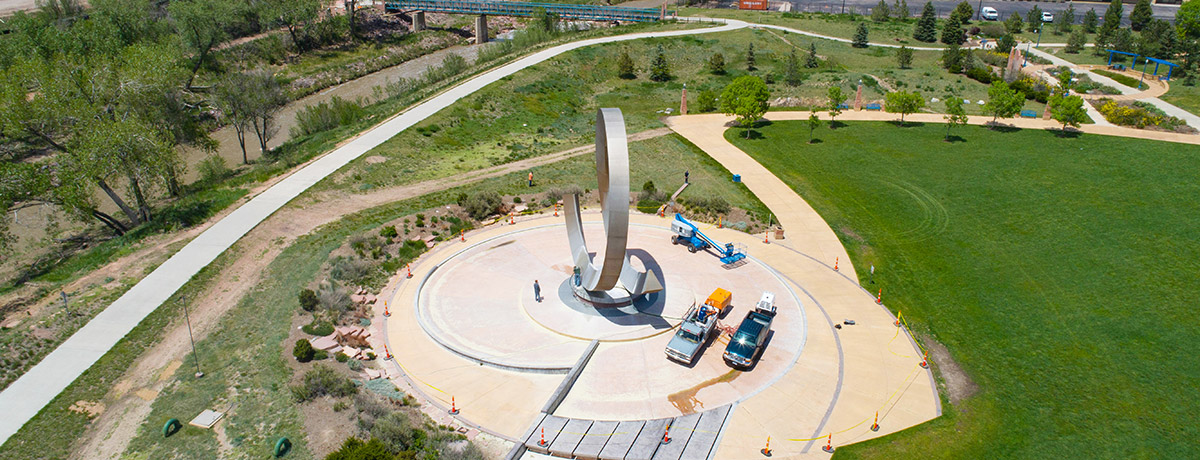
805 43 820 68
853 22 870 48
872 0 891 22
1054 6 1075 35
892 0 908 19
709 52 726 74
951 1 974 24
913 1 938 42
649 45 670 82
997 34 1016 54
1130 0 1153 31
942 42 964 73
1006 12 1024 36
1101 0 1124 35
617 51 636 79
1083 9 1099 34
1111 28 1135 54
784 50 802 86
1066 29 1087 54
746 42 756 71
896 45 913 69
941 15 965 45
1026 6 1044 33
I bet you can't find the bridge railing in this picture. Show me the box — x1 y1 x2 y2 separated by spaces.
385 0 667 22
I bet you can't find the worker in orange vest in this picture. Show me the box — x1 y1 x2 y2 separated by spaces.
528 171 533 187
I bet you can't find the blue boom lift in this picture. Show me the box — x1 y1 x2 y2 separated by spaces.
670 214 746 264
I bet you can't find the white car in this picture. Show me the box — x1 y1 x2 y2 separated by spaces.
1042 11 1054 23
981 7 999 21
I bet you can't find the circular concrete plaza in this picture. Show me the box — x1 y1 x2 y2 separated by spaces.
415 220 807 420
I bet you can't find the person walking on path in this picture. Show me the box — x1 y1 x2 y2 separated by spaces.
684 169 689 184
528 171 534 187
534 280 542 302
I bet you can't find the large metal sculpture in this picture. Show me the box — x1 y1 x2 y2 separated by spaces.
564 108 663 305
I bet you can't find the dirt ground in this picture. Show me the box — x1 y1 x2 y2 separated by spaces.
67 127 672 459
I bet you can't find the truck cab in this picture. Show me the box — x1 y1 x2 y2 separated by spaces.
723 292 777 369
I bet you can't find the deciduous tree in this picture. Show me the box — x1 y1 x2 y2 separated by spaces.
720 76 771 138
897 45 913 69
983 80 1024 123
827 86 846 126
1050 94 1087 131
169 0 235 89
807 113 822 143
885 90 925 124
708 52 725 74
943 95 968 140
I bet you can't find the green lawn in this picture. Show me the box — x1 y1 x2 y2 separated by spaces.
727 121 1200 458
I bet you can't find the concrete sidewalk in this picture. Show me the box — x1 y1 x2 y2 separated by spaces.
0 19 751 447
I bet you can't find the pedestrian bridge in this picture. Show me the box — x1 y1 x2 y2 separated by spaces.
385 0 668 23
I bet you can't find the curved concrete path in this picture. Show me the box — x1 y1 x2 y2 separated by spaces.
0 19 751 446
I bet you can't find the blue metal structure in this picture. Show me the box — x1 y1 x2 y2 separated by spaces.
670 213 746 264
385 0 666 22
1106 49 1178 81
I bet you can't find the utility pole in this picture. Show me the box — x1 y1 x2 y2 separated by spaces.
181 296 203 378
841 0 846 15
976 0 983 21
60 291 70 316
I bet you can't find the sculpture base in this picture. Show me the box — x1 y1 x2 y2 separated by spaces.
571 283 639 308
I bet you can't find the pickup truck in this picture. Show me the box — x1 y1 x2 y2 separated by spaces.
665 289 731 364
723 292 777 369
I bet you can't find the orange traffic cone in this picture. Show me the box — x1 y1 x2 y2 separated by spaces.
822 433 834 453
460 230 465 242
876 289 882 304
661 424 672 444
920 351 929 368
871 412 879 431
406 264 413 279
537 427 548 447
554 204 559 217
760 436 772 456
384 345 392 360
509 213 515 225
763 231 769 244
383 301 390 317
895 310 901 327
449 396 460 415
718 216 723 229
834 257 839 271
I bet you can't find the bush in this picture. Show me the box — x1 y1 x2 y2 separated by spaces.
1097 99 1191 131
380 226 398 238
293 339 316 362
545 185 584 204
636 199 664 214
330 256 372 283
299 288 319 312
326 437 392 460
303 321 335 336
347 359 363 371
318 282 353 313
459 191 503 220
292 96 367 137
198 155 230 183
290 364 358 402
697 89 718 113
979 24 1005 38
966 66 995 84
679 196 731 215
336 352 350 362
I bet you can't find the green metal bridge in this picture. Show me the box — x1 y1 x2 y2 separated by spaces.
385 0 668 22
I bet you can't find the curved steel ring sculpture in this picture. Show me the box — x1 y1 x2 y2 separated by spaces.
564 108 662 299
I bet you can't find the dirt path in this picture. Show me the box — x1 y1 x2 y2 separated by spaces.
71 128 670 459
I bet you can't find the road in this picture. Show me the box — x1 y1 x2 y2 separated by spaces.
781 0 1181 24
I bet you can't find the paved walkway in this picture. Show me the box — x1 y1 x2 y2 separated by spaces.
0 19 751 447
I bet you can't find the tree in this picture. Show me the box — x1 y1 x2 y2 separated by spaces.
1053 6 1075 35
1005 12 1024 37
896 45 913 69
1066 30 1087 54
708 52 725 74
914 2 938 42
214 73 256 164
617 51 636 78
853 22 870 48
805 43 820 69
942 42 964 73
1101 0 1124 37
746 42 756 71
784 50 802 86
720 76 770 138
983 80 1024 123
293 339 316 362
951 1 974 25
827 86 846 126
997 34 1016 54
885 91 925 125
169 0 235 90
942 95 968 140
697 89 718 113
1130 0 1153 31
872 0 891 22
1180 0 1200 40
1050 94 1087 131
1026 5 1043 33
941 15 965 46
649 44 670 82
1111 28 1135 53
1139 19 1177 59
807 113 823 143
893 0 909 19
247 71 287 156
345 0 360 38
1083 9 1099 34
264 0 322 52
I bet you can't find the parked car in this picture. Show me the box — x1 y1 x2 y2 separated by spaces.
1042 11 1054 23
723 292 776 369
981 7 999 21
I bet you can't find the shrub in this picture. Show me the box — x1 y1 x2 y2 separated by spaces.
198 155 230 184
697 89 718 113
318 282 353 313
299 288 319 312
459 191 503 220
545 185 584 204
636 199 663 214
303 321 335 336
290 365 358 402
1097 99 1191 131
979 24 1005 38
330 256 372 283
292 96 366 137
336 352 350 362
680 196 731 215
293 339 316 362
347 359 363 371
642 180 657 194
966 66 995 84
380 226 398 238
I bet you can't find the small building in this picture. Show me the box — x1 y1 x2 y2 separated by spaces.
739 0 768 10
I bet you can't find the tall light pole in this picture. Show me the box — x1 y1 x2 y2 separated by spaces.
976 0 983 21
181 296 203 378
841 0 846 15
